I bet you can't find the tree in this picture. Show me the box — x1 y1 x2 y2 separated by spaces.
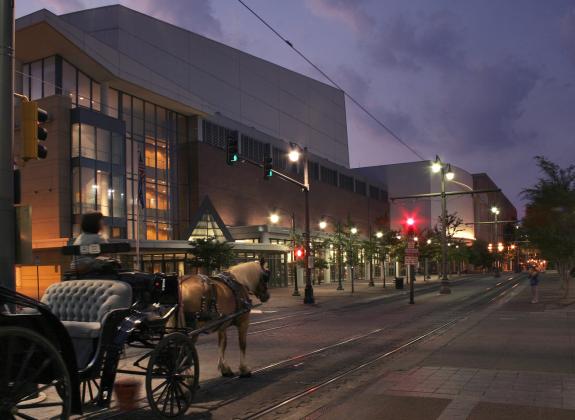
522 156 575 298
469 239 494 270
189 237 235 274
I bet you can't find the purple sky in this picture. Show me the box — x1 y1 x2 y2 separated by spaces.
16 0 575 216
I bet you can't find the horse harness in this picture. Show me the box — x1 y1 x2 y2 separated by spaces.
192 272 252 324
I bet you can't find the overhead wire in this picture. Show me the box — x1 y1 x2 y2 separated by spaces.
235 0 426 161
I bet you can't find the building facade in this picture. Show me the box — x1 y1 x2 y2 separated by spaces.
14 6 389 293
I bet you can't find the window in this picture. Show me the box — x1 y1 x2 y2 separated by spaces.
272 147 287 171
107 88 119 118
339 174 354 192
203 120 234 149
92 81 101 111
43 56 56 97
96 128 110 162
78 72 91 109
355 180 367 196
72 123 80 158
308 161 320 181
80 124 96 160
241 134 268 162
62 60 76 104
30 61 42 100
369 186 380 200
321 166 338 186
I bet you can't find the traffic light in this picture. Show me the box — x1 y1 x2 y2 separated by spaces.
226 134 239 165
263 156 273 180
403 216 417 236
21 100 48 161
294 245 305 261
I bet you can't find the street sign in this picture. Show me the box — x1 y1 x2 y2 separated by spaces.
405 256 419 265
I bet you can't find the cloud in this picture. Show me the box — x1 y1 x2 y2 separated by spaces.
560 7 575 66
42 0 85 14
336 65 371 102
368 11 464 72
123 0 222 38
306 0 374 33
435 58 540 152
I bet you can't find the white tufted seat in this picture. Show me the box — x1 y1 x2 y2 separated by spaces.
42 280 132 368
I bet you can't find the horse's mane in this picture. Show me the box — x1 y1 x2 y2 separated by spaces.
229 261 261 290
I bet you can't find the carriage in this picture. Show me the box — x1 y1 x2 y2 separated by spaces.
0 242 268 419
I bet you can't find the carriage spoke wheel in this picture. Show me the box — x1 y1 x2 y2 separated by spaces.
0 327 71 420
145 333 199 418
80 378 101 405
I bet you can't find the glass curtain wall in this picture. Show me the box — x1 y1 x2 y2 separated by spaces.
121 92 187 241
71 123 126 238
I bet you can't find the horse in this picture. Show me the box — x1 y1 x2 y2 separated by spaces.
176 259 270 378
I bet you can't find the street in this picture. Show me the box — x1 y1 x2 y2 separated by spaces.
70 272 574 420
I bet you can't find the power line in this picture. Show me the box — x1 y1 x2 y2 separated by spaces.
236 0 426 161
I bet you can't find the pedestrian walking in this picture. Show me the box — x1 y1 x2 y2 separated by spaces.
528 265 540 304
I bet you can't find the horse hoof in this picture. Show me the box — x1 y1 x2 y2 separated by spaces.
239 371 252 378
221 370 235 378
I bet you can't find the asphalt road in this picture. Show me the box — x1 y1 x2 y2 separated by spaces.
85 273 523 419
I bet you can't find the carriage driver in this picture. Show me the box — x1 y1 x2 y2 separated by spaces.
70 212 120 275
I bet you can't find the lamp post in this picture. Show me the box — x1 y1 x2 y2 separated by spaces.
375 230 383 287
319 216 345 291
349 226 358 293
491 206 501 276
269 209 300 296
431 156 454 295
289 144 314 304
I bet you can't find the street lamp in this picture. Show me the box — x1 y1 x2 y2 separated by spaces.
349 226 358 293
431 155 454 294
491 206 501 276
319 216 345 290
270 209 300 296
376 231 383 239
288 143 314 304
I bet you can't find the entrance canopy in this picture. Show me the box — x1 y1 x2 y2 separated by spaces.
186 196 233 242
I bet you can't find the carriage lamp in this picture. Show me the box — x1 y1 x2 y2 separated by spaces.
269 213 280 224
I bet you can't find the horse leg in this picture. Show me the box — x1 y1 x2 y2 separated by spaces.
238 317 251 378
218 328 234 377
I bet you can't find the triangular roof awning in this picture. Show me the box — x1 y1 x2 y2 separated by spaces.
186 196 233 242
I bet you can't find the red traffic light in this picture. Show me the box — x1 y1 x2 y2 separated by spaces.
406 217 415 226
294 246 305 260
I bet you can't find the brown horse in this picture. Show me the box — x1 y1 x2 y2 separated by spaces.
177 260 270 378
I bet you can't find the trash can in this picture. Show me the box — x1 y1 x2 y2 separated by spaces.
395 277 404 289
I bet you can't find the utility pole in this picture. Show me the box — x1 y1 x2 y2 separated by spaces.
0 0 15 290
291 212 300 296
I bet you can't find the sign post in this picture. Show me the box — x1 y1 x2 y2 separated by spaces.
405 240 419 304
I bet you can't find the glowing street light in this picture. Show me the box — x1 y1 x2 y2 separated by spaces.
288 149 300 162
375 231 383 239
445 164 455 181
318 220 327 230
350 227 358 235
269 213 280 224
427 239 432 244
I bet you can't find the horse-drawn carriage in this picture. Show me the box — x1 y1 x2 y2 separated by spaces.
0 242 270 419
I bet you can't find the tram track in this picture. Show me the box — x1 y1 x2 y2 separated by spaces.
240 275 524 419
86 274 523 419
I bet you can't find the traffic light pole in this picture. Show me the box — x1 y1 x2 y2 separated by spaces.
302 147 315 304
291 212 300 296
0 0 15 290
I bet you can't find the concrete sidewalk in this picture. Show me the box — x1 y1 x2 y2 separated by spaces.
263 273 473 311
329 271 575 419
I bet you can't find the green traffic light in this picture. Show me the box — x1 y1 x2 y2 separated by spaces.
232 154 238 162
267 170 273 177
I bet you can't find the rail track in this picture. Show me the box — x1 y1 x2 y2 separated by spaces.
85 274 523 419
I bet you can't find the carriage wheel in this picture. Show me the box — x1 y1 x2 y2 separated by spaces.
0 327 71 420
80 378 100 405
145 332 199 418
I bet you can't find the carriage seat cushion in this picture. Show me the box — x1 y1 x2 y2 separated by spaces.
61 321 101 339
42 279 132 323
